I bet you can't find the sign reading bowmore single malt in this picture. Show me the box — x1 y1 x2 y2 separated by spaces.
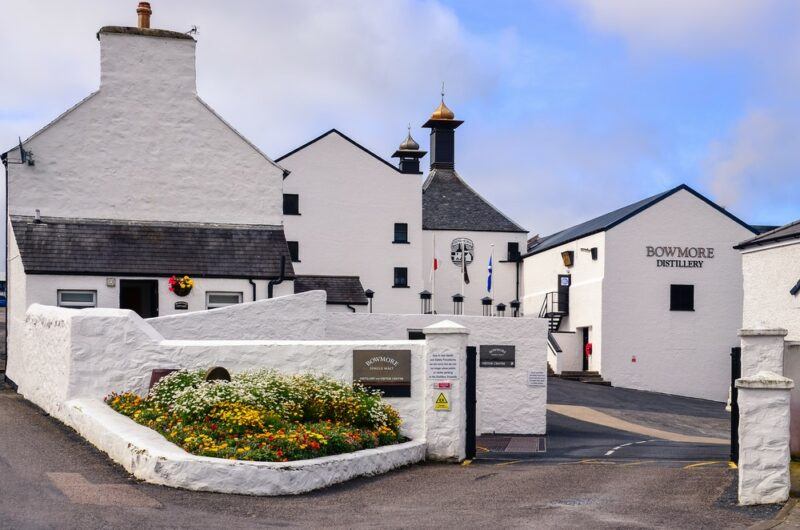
645 245 715 269
479 345 516 367
353 350 411 397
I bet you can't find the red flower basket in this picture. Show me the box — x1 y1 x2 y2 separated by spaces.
168 275 194 297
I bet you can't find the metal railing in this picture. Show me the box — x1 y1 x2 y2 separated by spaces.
538 291 567 318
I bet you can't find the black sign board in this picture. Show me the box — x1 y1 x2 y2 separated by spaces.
479 345 516 367
353 350 411 397
174 301 189 310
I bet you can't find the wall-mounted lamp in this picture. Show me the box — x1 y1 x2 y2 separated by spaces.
580 247 599 260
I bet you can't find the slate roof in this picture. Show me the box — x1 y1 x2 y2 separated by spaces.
10 216 295 279
735 219 800 250
293 275 368 305
422 168 526 233
526 184 757 255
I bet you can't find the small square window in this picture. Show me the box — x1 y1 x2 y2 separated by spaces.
283 194 300 215
393 267 408 288
206 291 243 309
507 242 520 261
287 241 300 262
670 284 694 311
393 223 409 244
57 290 97 309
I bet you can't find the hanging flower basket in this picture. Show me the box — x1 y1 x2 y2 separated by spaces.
169 275 194 297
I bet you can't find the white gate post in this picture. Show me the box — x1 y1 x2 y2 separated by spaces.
737 372 794 505
423 320 469 462
739 329 788 377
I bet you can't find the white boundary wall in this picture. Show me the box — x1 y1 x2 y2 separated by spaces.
145 292 549 435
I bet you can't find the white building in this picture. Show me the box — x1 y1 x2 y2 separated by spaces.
276 129 423 313
522 184 758 401
277 100 528 316
3 7 295 373
737 221 800 339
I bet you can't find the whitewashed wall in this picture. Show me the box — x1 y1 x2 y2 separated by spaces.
6 31 284 226
742 241 800 341
423 229 527 317
603 189 755 401
324 313 547 435
15 304 429 442
280 132 423 314
115 293 549 435
522 231 605 372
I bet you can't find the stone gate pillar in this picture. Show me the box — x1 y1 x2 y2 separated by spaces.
423 320 468 462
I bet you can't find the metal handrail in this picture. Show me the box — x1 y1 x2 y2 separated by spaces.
538 291 564 318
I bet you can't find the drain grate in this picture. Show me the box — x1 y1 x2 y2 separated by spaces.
476 435 547 454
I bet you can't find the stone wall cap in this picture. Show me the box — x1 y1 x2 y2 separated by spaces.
423 320 469 335
738 328 789 337
736 371 794 389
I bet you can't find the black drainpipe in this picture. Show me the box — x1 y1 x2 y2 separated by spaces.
515 260 521 301
345 304 356 313
248 279 257 301
267 256 286 299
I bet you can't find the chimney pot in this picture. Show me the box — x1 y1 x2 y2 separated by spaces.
136 2 152 29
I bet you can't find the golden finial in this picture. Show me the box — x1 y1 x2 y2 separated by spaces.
430 82 455 120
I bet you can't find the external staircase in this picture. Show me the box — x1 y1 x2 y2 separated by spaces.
539 292 567 332
558 371 611 386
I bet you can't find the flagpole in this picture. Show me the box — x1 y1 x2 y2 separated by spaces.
460 242 465 298
432 233 436 313
490 244 495 315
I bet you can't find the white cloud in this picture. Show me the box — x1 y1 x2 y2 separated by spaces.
566 0 796 55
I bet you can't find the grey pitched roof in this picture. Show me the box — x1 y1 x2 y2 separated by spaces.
10 216 295 279
422 168 526 233
735 219 800 250
526 184 757 255
293 275 367 305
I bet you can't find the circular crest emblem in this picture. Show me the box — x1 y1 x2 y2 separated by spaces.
450 238 474 266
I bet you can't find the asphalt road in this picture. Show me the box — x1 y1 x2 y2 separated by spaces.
0 382 780 529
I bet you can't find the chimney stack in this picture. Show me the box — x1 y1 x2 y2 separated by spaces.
137 2 152 29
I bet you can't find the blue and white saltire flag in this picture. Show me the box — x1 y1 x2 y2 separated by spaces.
487 255 493 293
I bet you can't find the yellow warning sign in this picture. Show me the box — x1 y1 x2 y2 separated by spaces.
434 392 450 411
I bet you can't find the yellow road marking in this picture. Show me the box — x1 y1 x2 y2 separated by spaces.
461 459 472 466
495 460 522 467
547 404 729 445
477 446 490 453
620 460 654 467
728 461 738 469
683 461 722 469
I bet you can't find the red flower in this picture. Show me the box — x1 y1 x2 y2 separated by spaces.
211 424 217 431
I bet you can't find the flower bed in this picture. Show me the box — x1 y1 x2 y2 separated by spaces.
106 370 403 462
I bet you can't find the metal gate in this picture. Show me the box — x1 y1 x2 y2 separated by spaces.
731 346 741 464
465 346 477 460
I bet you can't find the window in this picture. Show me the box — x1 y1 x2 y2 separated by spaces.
57 290 97 309
287 241 300 262
283 194 300 215
393 267 408 288
507 242 520 261
408 329 426 340
206 291 243 309
670 284 694 311
393 223 409 244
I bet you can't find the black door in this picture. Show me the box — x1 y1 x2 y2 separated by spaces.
465 346 477 460
557 274 571 314
120 280 159 318
731 347 741 463
582 327 590 371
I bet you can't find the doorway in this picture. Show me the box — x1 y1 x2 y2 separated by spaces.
557 274 570 314
120 280 159 318
581 327 590 371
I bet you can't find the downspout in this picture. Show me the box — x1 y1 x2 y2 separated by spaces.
248 279 257 301
515 259 521 301
267 256 286 299
345 304 356 313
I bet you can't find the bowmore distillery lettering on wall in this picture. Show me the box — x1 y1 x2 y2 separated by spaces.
645 246 715 268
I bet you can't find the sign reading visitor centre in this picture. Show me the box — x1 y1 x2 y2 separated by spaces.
353 350 411 397
479 345 516 367
646 245 715 269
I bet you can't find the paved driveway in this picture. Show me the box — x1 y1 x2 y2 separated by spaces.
0 381 781 529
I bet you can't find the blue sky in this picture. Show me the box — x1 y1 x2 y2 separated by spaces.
2 0 799 238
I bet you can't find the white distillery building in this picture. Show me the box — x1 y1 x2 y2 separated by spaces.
3 8 297 373
277 100 528 316
736 220 800 339
522 184 758 401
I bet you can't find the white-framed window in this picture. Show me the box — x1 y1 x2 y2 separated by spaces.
57 290 97 309
206 291 243 309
